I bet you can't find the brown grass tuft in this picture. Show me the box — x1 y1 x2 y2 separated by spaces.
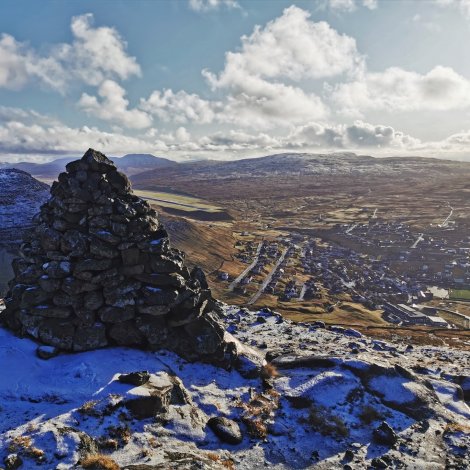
359 405 382 424
242 417 268 439
207 452 220 462
304 405 349 438
78 400 100 417
81 454 120 470
445 422 470 434
107 425 131 446
260 363 280 379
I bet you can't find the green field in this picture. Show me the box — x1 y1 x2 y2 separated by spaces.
133 190 223 213
449 289 470 300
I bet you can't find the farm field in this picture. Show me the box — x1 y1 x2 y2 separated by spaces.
449 289 470 300
134 189 223 213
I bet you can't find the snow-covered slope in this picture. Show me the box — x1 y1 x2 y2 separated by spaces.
0 169 49 295
0 169 49 233
0 303 468 469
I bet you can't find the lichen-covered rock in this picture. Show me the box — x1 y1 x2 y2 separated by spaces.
0 148 245 368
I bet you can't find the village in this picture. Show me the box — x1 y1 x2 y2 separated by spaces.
215 218 470 331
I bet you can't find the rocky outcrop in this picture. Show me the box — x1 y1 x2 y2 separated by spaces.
0 149 262 370
0 169 49 296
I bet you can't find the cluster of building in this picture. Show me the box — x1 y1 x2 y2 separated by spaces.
220 220 470 330
382 302 448 327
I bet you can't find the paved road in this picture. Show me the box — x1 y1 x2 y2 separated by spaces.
247 248 288 305
228 241 263 292
411 233 424 249
345 223 358 234
438 204 454 228
298 283 307 301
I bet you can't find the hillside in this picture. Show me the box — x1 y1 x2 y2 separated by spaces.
0 168 49 237
0 169 49 295
0 303 468 469
130 152 470 200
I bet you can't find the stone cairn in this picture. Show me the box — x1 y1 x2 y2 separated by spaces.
1 149 240 366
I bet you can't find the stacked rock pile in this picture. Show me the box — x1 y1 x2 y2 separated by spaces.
1 149 231 364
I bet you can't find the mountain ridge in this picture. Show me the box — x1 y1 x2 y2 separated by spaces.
0 153 178 178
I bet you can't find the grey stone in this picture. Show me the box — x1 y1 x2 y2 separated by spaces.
73 323 108 351
100 305 135 323
109 321 144 345
118 371 150 386
36 345 60 360
373 422 398 446
207 417 243 445
4 454 23 470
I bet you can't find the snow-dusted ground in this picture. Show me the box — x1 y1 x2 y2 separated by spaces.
0 304 469 469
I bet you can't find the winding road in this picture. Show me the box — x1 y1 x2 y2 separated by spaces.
438 203 454 228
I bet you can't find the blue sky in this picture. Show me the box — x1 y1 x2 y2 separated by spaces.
1 0 470 162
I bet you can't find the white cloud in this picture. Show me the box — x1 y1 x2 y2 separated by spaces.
205 6 362 85
435 0 470 18
218 78 329 128
3 105 470 161
411 14 441 32
286 120 420 149
331 66 470 115
79 80 152 129
0 14 140 92
0 120 159 157
140 89 220 124
188 0 240 11
202 6 362 127
362 0 378 10
328 0 357 12
0 34 30 90
326 0 378 12
58 13 141 87
198 130 281 151
0 34 64 90
0 106 60 126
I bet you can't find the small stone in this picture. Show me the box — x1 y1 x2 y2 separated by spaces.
99 305 135 323
20 287 49 307
373 421 398 446
124 374 173 419
73 323 108 351
81 148 116 173
83 290 104 311
42 260 71 278
109 321 144 345
4 453 23 470
207 417 243 445
371 457 388 469
107 170 131 192
38 275 62 293
118 371 150 386
36 345 59 360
